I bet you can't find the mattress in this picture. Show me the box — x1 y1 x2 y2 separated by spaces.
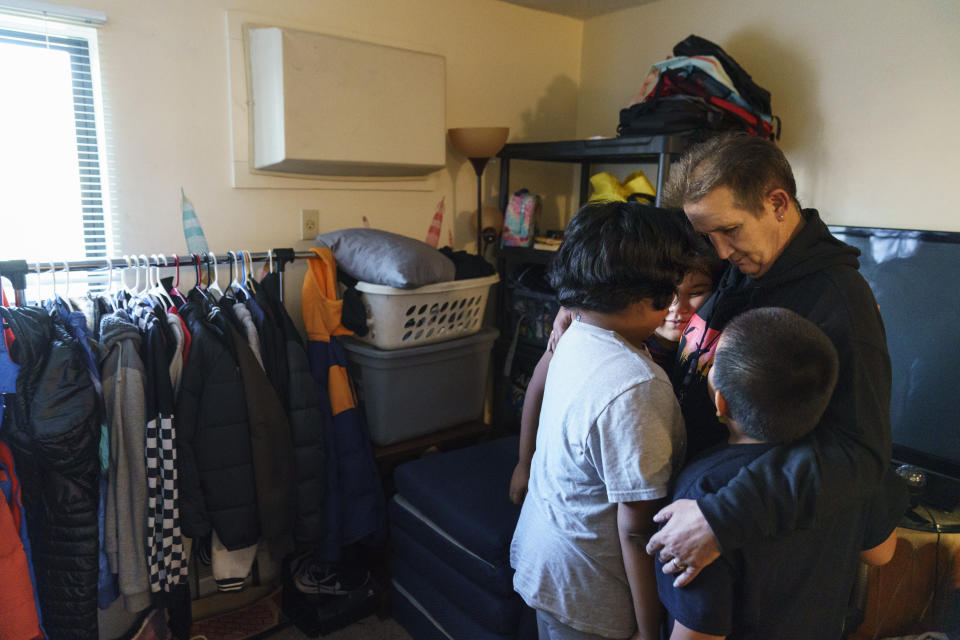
391 516 524 634
392 436 522 566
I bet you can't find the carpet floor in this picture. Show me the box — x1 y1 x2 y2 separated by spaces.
265 614 412 640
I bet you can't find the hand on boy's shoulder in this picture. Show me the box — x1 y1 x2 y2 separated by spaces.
646 499 721 587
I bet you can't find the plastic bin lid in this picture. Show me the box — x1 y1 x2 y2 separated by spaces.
355 274 498 296
340 326 499 359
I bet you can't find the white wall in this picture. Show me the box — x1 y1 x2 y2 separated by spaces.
30 0 581 312
578 0 960 231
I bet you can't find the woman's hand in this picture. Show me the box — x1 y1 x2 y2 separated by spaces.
548 307 575 352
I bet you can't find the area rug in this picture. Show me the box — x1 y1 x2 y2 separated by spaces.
190 588 286 640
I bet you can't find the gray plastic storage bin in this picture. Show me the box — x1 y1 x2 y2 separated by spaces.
341 327 499 446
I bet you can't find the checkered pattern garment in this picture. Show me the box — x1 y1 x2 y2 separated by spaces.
129 300 187 591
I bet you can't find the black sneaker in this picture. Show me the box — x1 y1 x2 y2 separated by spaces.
294 558 370 596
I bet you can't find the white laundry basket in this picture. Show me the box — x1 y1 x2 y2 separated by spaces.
354 274 499 349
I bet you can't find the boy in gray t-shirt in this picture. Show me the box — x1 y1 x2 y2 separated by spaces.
510 201 692 640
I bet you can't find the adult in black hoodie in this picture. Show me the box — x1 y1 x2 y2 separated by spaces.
646 134 894 589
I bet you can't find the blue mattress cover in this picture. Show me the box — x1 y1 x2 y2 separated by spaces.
389 495 515 596
391 521 524 634
392 554 518 640
392 436 522 566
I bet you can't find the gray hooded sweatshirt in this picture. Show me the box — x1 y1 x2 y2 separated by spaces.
100 310 151 612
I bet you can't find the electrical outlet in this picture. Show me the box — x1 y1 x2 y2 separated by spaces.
300 208 319 240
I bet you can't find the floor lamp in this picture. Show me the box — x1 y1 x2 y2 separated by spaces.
449 127 509 254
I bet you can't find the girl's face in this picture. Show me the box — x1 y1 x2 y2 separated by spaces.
656 271 714 342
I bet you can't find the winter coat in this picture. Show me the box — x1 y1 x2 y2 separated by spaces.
674 210 892 552
100 310 152 612
302 248 385 562
258 271 327 550
0 440 43 640
231 313 296 548
0 305 100 639
127 299 187 592
176 295 260 550
249 291 288 403
54 301 120 610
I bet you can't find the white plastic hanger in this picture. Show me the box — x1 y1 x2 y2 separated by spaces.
206 252 223 300
62 261 77 311
242 249 257 295
138 254 150 296
150 254 174 308
235 250 252 300
226 250 242 298
104 258 118 311
120 255 133 294
48 262 58 303
33 261 42 305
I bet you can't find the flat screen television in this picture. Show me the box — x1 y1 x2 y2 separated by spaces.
829 225 960 510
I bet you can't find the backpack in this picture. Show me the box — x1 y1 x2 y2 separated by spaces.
618 36 780 141
672 34 772 116
651 68 779 139
617 94 771 139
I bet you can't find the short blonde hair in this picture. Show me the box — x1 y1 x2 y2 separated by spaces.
663 132 799 214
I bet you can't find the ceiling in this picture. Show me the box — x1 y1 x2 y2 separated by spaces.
498 0 658 20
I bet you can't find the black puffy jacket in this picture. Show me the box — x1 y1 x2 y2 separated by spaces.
257 273 326 549
0 306 100 639
176 295 260 550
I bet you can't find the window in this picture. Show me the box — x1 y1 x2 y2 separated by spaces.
0 5 109 294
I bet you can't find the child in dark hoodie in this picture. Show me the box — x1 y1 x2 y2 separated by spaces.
657 307 907 640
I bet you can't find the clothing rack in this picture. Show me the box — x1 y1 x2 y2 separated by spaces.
0 249 317 307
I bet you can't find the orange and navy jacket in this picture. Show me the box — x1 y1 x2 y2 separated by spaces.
302 248 384 562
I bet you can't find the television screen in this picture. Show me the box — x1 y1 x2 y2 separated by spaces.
829 225 960 505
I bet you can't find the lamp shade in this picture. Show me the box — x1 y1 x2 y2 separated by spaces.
448 127 509 158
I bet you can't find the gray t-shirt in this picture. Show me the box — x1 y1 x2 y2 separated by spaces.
511 320 685 638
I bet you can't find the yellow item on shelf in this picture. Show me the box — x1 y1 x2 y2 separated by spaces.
588 170 656 203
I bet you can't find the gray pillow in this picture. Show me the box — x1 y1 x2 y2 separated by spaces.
316 228 455 289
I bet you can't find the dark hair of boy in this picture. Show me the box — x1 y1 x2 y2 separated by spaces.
549 200 693 313
712 307 839 444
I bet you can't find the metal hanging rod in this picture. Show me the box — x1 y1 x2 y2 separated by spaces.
0 248 318 307
1 249 314 275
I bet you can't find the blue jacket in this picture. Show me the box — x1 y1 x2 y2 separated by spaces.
302 249 385 562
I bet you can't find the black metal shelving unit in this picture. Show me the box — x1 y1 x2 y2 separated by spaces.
496 134 692 210
491 135 694 429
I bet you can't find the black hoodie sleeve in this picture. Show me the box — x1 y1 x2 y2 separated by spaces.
698 270 892 552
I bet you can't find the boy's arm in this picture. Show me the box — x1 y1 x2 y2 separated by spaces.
670 621 725 640
509 348 552 504
619 500 663 640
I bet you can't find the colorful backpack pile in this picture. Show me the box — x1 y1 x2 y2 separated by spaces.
618 35 781 140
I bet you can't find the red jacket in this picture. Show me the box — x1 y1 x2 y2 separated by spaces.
0 441 42 639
